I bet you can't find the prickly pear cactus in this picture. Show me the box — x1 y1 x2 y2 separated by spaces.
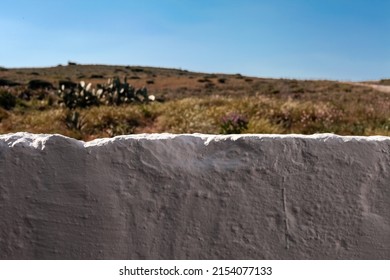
58 77 154 109
58 81 99 109
100 77 152 105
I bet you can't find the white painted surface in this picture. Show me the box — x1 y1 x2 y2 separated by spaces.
0 133 389 259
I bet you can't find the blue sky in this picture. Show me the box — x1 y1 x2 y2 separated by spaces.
0 0 389 81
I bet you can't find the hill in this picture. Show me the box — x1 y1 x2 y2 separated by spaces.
0 64 389 140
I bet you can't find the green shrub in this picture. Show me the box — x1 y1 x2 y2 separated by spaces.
64 110 86 131
99 115 139 137
220 112 249 134
0 91 16 110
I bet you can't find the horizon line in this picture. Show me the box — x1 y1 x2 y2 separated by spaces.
1 62 385 83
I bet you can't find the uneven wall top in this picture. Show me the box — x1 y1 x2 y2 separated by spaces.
1 132 390 148
0 133 389 259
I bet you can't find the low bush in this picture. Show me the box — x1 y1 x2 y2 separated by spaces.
379 79 390 85
64 110 86 131
220 112 249 134
0 108 9 121
28 80 53 90
0 90 16 110
0 79 20 87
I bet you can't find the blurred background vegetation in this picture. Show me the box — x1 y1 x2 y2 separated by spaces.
0 64 389 140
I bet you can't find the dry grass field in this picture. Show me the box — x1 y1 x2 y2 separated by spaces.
0 64 389 140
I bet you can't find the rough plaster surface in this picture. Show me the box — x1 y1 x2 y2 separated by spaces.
0 132 389 260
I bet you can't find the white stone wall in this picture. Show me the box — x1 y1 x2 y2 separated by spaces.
0 133 389 259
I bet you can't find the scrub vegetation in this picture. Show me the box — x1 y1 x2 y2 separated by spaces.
0 64 389 140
